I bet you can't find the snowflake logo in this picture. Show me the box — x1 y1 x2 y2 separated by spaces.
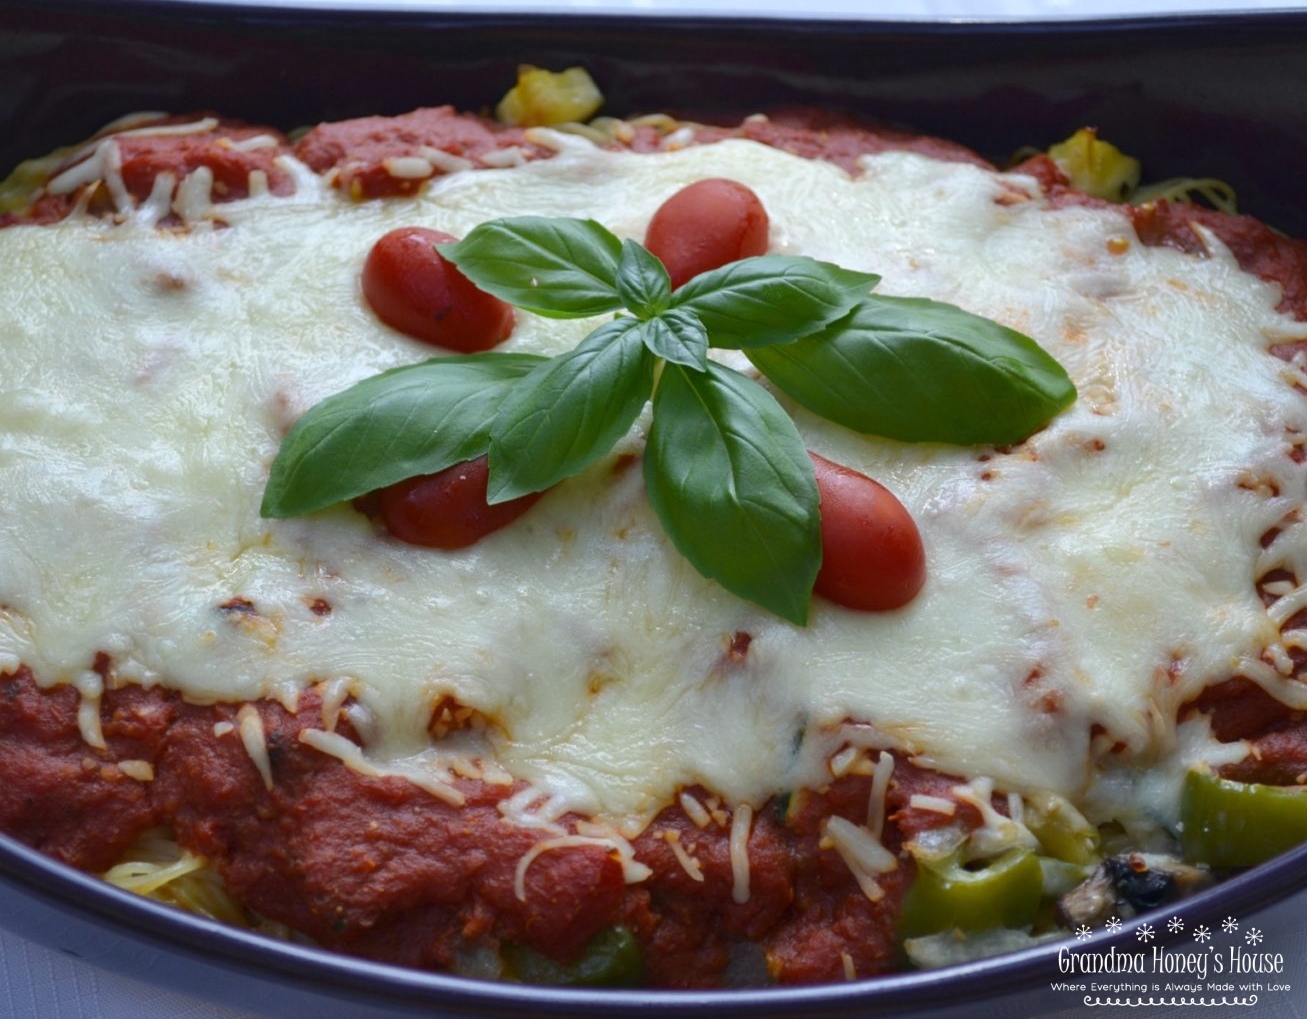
1246 927 1264 946
1167 916 1185 933
1076 925 1093 942
1104 916 1123 934
1194 925 1212 943
1136 922 1156 942
1222 916 1240 934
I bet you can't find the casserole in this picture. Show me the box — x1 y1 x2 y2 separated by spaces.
2 1 1307 1019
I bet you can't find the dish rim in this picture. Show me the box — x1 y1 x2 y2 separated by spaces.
4 828 1307 1017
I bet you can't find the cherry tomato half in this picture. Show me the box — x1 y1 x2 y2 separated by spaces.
378 456 543 549
809 451 926 612
362 226 514 351
643 178 770 289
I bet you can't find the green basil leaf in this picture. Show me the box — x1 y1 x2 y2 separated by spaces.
488 317 656 501
261 353 546 518
615 238 672 319
749 294 1077 445
644 361 820 625
632 307 709 370
673 254 879 349
439 216 624 319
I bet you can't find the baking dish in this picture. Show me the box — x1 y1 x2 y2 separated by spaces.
2 3 1307 1016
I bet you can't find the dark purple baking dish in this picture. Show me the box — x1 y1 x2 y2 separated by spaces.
2 3 1307 1017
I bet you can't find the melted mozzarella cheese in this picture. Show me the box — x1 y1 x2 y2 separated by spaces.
2 132 1306 836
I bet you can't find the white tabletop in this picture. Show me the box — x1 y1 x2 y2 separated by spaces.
4 1 1307 1016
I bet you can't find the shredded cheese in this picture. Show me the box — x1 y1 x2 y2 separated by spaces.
417 146 474 175
479 146 527 168
117 759 155 783
74 668 106 751
227 134 280 152
247 169 270 199
137 171 177 227
908 794 959 816
729 803 753 905
513 832 651 902
822 815 897 903
1007 791 1025 825
115 117 221 140
679 791 713 829
1267 582 1307 628
46 139 118 196
868 750 895 838
296 727 466 807
381 156 435 181
498 786 568 834
829 745 861 778
952 777 1038 858
236 704 273 791
317 676 354 732
172 166 215 223
662 829 705 883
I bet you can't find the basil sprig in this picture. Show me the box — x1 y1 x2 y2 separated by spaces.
488 317 656 502
747 294 1078 445
261 353 545 517
262 215 1076 624
646 361 821 626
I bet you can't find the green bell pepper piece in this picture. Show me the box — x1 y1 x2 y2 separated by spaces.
1025 792 1101 866
899 847 1043 939
500 925 644 987
1180 767 1307 869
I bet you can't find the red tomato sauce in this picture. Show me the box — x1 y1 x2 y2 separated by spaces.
292 106 554 198
4 105 991 225
684 107 994 175
0 665 165 871
0 665 935 984
4 114 296 226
